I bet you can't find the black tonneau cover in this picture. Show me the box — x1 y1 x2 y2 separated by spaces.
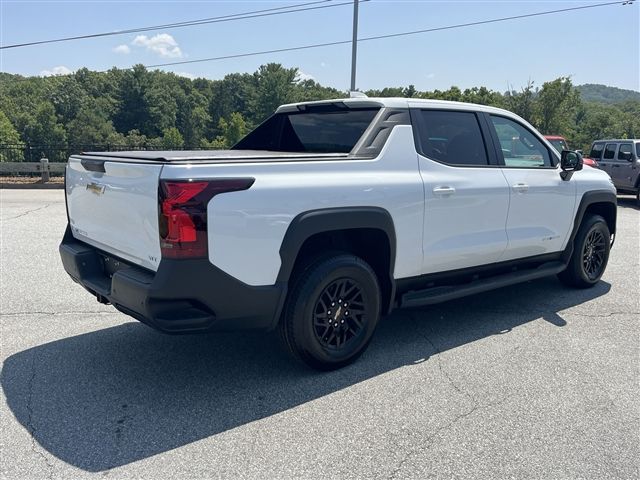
75 149 350 164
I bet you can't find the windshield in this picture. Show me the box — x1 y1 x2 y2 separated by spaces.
233 106 380 154
548 139 569 153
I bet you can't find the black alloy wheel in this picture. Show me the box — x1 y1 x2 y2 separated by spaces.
582 229 606 281
558 214 610 288
312 277 367 350
280 254 381 370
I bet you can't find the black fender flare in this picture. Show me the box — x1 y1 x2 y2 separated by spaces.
277 207 397 311
562 189 617 262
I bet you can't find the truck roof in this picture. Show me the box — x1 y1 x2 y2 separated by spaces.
276 96 518 118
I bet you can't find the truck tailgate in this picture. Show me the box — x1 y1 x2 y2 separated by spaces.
66 157 162 271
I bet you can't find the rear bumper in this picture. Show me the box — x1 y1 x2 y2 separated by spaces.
59 227 287 333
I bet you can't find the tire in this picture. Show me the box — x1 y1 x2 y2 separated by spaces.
279 253 381 370
636 189 639 207
558 214 610 288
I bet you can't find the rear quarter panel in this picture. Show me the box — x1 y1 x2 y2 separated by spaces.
161 126 424 286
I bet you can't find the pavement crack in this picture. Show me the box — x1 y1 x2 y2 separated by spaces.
388 312 515 479
4 203 52 221
25 350 54 480
418 326 476 405
568 311 640 318
388 394 513 479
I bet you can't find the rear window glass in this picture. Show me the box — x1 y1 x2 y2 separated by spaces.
233 107 379 153
589 143 604 159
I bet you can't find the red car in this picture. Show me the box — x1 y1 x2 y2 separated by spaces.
544 135 598 167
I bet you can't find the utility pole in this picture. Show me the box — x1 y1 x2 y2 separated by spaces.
350 0 359 92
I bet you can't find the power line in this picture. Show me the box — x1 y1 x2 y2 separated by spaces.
1 0 632 80
0 0 352 50
143 0 631 69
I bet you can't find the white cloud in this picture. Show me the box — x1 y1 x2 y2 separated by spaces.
426 73 436 79
320 62 327 68
132 33 182 58
113 44 130 54
40 66 73 77
174 72 196 79
296 70 315 82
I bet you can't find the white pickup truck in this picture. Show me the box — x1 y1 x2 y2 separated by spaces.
60 97 617 370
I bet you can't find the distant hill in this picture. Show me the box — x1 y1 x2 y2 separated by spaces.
576 84 640 104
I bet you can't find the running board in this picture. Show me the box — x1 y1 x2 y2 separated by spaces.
399 261 566 309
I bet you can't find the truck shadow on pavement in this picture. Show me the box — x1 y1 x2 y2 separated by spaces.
2 277 610 472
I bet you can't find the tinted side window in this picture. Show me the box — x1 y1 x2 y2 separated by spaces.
589 142 605 159
617 143 632 160
489 116 551 167
636 143 640 157
603 144 617 160
416 110 488 166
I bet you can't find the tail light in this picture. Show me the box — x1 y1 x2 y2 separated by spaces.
158 178 254 259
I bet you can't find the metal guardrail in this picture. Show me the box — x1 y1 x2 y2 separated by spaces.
0 159 66 181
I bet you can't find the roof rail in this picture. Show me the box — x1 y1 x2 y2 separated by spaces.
349 91 368 98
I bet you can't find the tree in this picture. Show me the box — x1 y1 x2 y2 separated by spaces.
220 112 247 147
208 72 255 137
505 80 536 124
114 65 151 135
176 85 210 148
403 85 417 98
535 77 581 134
22 103 66 146
201 112 247 149
161 127 184 149
0 110 23 161
67 104 117 146
250 63 298 123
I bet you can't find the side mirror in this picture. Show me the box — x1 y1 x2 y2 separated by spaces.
560 150 583 180
619 151 633 161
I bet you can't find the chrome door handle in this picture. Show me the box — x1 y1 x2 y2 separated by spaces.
512 183 529 193
433 186 456 196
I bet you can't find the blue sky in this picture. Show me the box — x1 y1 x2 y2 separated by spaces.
1 0 639 92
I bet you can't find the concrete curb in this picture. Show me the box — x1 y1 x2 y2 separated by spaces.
0 183 64 190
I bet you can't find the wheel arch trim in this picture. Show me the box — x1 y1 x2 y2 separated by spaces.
563 189 617 262
277 207 397 311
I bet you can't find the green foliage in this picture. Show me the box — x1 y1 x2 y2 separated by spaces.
250 63 299 123
535 77 581 135
0 65 637 157
0 110 22 145
200 112 248 149
67 103 117 146
505 80 536 124
0 110 23 160
161 127 184 149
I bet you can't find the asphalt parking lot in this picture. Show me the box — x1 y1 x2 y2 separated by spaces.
1 189 638 479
